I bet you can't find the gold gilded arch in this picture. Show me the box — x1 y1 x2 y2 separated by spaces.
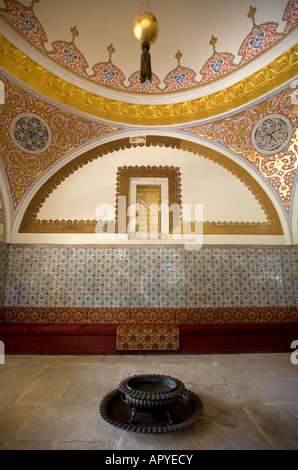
19 136 283 235
1 35 297 126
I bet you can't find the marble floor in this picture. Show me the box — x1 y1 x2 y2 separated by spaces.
0 352 297 451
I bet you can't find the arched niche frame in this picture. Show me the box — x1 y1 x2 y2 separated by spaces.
291 178 298 244
0 169 12 243
18 136 283 236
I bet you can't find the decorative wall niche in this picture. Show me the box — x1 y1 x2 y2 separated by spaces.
18 136 283 236
115 166 182 237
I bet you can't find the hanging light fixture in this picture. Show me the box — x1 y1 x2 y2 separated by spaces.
133 3 159 45
133 1 159 83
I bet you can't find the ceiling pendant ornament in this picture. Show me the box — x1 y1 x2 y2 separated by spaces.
133 1 159 84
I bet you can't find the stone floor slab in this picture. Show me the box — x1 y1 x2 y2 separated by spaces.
0 353 297 450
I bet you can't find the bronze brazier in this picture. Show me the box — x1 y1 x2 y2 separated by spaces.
118 374 185 423
100 373 203 433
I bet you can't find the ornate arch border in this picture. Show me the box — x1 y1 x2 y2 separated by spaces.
18 136 283 235
1 34 297 126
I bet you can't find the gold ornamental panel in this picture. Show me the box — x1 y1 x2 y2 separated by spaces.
0 34 297 125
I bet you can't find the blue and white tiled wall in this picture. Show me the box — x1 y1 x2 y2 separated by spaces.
2 246 297 308
0 244 9 307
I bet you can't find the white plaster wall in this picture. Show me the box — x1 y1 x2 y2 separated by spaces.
37 145 268 223
14 232 286 245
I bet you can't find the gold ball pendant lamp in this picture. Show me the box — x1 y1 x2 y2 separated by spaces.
133 11 159 45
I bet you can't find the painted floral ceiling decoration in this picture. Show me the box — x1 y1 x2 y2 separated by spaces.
0 0 297 95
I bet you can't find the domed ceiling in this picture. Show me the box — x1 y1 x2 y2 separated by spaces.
0 0 296 101
0 0 297 244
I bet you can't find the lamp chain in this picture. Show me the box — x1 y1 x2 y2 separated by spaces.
139 0 152 13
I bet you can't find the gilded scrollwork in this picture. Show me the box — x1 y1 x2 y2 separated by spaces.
0 73 121 207
0 34 297 125
183 88 297 211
